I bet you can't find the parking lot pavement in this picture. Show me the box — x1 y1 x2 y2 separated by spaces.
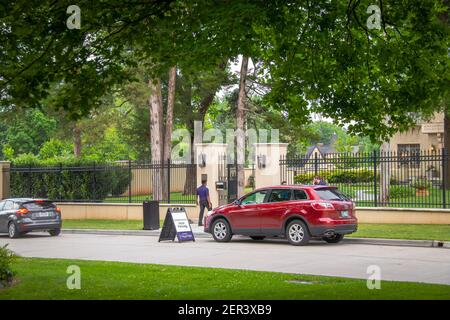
1 233 449 285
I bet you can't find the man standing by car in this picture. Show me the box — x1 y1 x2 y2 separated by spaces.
313 175 327 185
196 178 212 226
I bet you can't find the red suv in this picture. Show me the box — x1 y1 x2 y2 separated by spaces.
204 185 357 246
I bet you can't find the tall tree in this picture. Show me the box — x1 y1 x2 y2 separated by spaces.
161 66 177 199
261 1 449 142
149 78 163 201
236 56 249 197
163 66 177 163
73 123 82 158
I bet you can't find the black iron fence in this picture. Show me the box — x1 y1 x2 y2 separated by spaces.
7 160 197 204
280 149 449 208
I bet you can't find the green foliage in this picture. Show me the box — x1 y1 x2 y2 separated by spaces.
1 109 57 157
10 158 130 201
410 178 433 190
1 144 15 161
0 244 16 287
294 169 374 184
389 185 415 199
83 128 136 162
39 139 73 160
261 1 450 142
302 121 379 154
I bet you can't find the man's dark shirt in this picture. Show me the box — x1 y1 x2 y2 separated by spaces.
196 185 209 202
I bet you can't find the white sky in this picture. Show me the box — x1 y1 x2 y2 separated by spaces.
218 55 334 124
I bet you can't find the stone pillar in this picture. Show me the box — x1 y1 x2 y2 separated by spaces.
0 161 11 200
254 143 288 189
195 143 228 209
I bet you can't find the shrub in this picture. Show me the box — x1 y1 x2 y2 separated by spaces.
293 169 375 184
293 172 317 184
410 177 432 190
389 185 415 199
10 158 130 201
0 244 16 288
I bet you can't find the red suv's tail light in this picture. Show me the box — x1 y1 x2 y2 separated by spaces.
55 208 61 213
16 208 30 215
311 201 335 210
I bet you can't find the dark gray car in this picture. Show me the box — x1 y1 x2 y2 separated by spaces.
0 198 62 238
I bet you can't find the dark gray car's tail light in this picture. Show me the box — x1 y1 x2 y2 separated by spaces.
16 208 30 215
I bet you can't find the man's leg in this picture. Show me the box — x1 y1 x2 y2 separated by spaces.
198 201 206 226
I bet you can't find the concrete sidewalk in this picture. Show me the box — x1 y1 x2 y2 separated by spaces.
61 225 450 249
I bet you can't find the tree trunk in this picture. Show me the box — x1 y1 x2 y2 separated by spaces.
444 111 450 189
379 141 390 204
73 124 82 158
162 66 176 199
149 78 163 201
183 131 197 196
183 79 196 195
236 56 249 198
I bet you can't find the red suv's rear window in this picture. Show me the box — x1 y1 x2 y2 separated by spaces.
315 188 351 201
22 201 56 210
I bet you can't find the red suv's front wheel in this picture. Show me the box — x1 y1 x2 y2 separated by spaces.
286 220 310 246
211 219 233 242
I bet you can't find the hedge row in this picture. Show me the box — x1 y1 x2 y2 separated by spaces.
294 169 375 184
10 159 130 201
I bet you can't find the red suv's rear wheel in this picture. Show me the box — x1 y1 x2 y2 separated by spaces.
211 219 232 242
286 220 310 246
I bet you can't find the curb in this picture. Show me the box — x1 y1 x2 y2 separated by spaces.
343 237 446 248
61 228 450 248
62 228 211 238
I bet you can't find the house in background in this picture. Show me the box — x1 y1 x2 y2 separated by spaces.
389 112 444 153
295 133 359 172
388 112 443 182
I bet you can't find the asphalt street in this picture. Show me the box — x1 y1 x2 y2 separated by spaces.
1 232 449 285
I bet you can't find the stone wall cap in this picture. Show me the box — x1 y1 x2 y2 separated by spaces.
357 207 450 213
253 143 288 146
56 202 196 207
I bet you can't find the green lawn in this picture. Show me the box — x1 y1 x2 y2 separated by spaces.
348 223 450 241
105 192 195 203
62 220 450 241
62 219 151 230
1 258 449 300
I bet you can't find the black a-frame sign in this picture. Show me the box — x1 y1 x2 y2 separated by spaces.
158 207 195 242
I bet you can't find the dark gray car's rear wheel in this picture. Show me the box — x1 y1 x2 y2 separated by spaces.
49 229 61 237
8 222 21 239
